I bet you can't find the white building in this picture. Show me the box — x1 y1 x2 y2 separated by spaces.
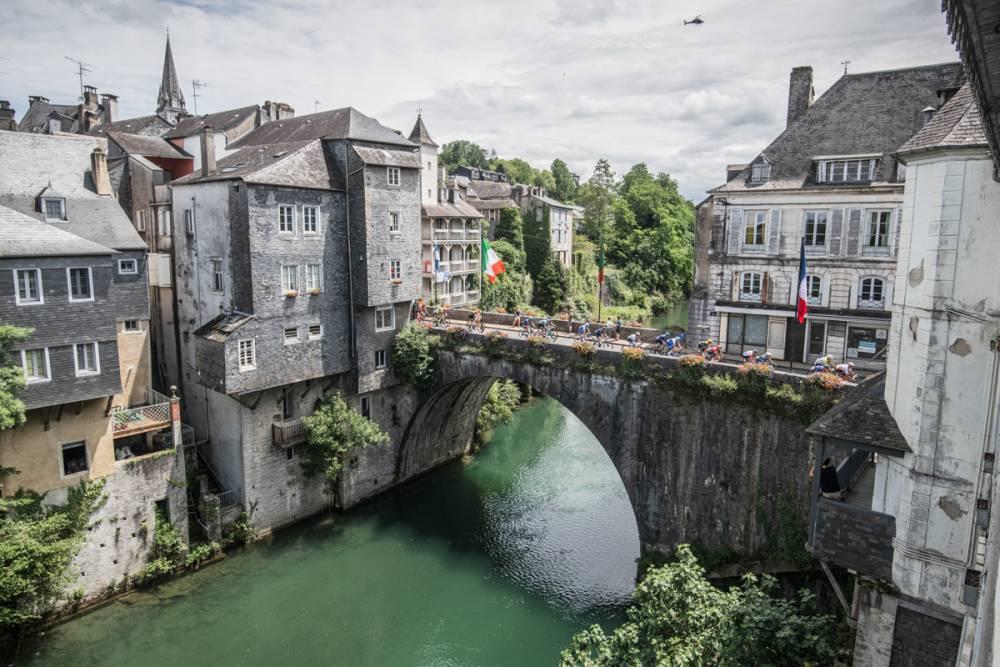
690 63 965 368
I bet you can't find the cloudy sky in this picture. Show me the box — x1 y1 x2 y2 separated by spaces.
2 0 959 199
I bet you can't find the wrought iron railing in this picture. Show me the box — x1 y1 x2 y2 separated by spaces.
272 418 307 446
215 489 239 510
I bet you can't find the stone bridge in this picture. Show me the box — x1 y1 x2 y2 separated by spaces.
393 339 817 558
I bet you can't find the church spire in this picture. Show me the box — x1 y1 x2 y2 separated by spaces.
408 114 438 148
157 34 187 123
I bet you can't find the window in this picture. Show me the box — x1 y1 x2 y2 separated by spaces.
750 162 771 183
866 210 891 248
159 210 172 236
14 269 43 305
726 314 768 352
805 275 822 305
42 198 66 221
302 206 319 234
859 278 885 307
124 320 140 332
803 211 828 247
387 167 401 187
279 206 296 233
739 272 763 301
389 259 401 282
284 327 299 345
281 265 298 293
375 306 395 332
21 348 49 383
743 211 767 247
238 339 256 371
74 342 100 376
847 325 888 360
817 158 878 183
118 259 138 275
136 209 146 232
306 264 321 292
210 258 224 293
361 396 371 419
67 267 93 302
61 441 88 477
375 349 387 369
185 209 194 235
308 324 322 341
389 211 400 233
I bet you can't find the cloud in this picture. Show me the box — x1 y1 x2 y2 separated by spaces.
0 0 960 199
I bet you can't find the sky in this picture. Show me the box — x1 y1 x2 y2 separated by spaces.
0 0 961 200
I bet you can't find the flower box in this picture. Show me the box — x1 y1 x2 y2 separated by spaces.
284 290 299 298
307 288 321 296
390 279 403 285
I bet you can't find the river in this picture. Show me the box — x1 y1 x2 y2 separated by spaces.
17 396 639 667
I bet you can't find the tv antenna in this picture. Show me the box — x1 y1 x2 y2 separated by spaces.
314 100 320 113
192 79 208 114
841 58 852 75
64 56 94 94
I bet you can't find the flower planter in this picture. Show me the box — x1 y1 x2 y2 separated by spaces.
284 290 299 298
307 289 321 296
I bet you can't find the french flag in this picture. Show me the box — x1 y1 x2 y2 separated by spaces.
796 238 808 324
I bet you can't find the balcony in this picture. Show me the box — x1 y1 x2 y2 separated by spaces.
273 418 307 447
112 389 172 439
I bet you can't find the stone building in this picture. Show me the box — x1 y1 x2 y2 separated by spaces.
0 131 187 595
413 116 485 307
170 107 425 531
512 184 574 269
806 3 1000 661
689 62 965 368
464 177 518 238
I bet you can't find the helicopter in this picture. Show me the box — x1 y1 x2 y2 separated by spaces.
683 15 704 25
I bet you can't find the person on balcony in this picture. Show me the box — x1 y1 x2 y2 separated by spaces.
811 458 842 500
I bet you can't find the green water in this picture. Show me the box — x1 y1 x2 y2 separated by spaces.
647 301 689 332
17 397 639 666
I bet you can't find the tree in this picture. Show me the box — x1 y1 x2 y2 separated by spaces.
523 205 552 278
560 545 837 666
494 208 525 253
576 159 617 240
0 325 31 432
490 157 536 185
551 159 577 202
474 380 522 445
300 394 390 490
391 322 435 388
533 169 556 193
532 259 569 315
439 140 489 173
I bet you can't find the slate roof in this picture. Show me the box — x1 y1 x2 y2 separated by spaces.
163 105 259 139
157 35 186 112
531 193 574 209
0 132 146 251
714 62 965 193
89 114 173 138
107 131 192 159
805 373 910 455
194 312 254 342
423 200 483 219
468 180 511 199
352 146 421 168
897 83 988 155
229 107 416 149
173 139 336 190
17 101 79 133
408 115 438 147
0 205 114 257
469 198 517 210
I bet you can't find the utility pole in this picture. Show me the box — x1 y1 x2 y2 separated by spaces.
192 80 208 115
64 56 94 94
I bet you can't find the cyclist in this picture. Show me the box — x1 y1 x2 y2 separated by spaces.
626 332 641 348
576 322 590 341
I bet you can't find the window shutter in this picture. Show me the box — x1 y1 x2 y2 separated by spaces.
762 271 769 304
829 209 844 256
727 209 743 256
891 207 903 257
767 209 782 255
817 162 826 183
846 208 862 256
731 271 738 300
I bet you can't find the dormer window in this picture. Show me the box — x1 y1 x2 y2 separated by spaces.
749 158 771 184
42 198 66 221
816 157 879 183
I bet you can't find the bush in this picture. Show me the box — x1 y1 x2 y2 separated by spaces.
701 374 738 396
571 342 595 358
526 335 547 348
649 294 673 316
475 380 522 445
621 346 647 378
804 372 844 391
737 362 773 396
392 322 435 388
300 393 390 489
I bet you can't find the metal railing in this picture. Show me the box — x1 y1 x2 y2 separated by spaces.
836 449 873 493
152 423 195 450
112 389 172 437
272 418 307 446
214 489 239 510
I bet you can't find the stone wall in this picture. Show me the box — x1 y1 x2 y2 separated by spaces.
68 446 187 598
399 349 816 556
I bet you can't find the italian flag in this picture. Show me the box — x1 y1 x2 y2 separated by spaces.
482 237 506 284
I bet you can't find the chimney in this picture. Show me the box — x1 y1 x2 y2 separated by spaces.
82 85 99 110
0 101 15 132
91 147 112 196
786 66 814 127
262 100 275 124
275 102 294 120
200 127 216 177
28 95 49 107
101 94 119 122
